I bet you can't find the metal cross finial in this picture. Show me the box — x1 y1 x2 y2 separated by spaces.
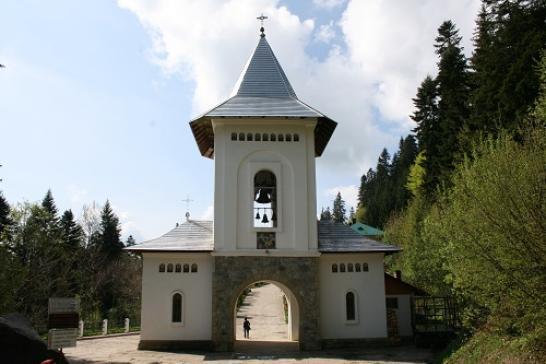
257 13 268 26
257 13 268 37
182 195 194 211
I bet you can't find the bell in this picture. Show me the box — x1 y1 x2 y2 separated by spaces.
255 188 272 204
255 211 261 220
261 213 269 224
271 210 277 221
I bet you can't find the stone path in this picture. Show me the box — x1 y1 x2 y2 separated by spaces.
235 283 289 341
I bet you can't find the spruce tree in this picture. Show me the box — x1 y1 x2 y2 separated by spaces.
332 192 346 223
98 200 123 260
0 192 11 237
468 1 546 136
434 20 470 188
41 189 58 217
320 207 332 221
60 209 83 249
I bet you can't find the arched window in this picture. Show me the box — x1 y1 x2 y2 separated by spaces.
355 263 361 272
231 132 237 141
346 291 357 321
262 133 269 141
159 264 165 273
239 133 245 141
171 292 183 323
191 263 198 273
253 170 277 229
293 134 299 142
348 263 354 272
285 134 292 141
270 133 276 141
167 263 173 273
340 263 346 272
175 264 181 273
183 264 190 273
255 133 261 141
363 263 369 272
278 134 284 142
247 133 253 141
332 264 338 273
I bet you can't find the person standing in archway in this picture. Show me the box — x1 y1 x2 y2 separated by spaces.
243 317 251 339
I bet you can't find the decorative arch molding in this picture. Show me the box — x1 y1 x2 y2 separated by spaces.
212 256 320 351
169 290 185 326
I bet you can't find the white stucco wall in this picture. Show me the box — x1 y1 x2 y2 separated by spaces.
140 252 213 341
319 253 388 339
212 119 318 256
386 294 413 337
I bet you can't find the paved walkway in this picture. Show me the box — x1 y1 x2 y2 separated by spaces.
235 283 289 341
63 335 434 363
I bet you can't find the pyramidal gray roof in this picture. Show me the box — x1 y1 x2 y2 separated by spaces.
190 33 337 159
126 220 213 252
233 36 297 98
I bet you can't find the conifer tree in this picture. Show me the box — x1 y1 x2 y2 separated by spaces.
41 189 58 217
434 20 470 187
98 200 123 260
0 192 11 237
320 206 332 221
60 209 83 248
332 192 346 223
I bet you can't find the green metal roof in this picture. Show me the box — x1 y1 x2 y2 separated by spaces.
350 223 384 237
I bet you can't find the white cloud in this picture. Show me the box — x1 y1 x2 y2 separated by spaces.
315 21 336 43
326 185 358 210
200 204 214 220
313 0 346 9
117 0 480 179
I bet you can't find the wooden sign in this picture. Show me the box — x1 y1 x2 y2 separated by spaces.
48 328 78 349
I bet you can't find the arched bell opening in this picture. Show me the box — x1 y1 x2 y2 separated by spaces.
253 170 277 230
232 280 300 345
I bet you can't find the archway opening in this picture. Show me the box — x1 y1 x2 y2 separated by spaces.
233 280 299 351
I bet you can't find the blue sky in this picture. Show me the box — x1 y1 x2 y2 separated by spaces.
0 0 480 241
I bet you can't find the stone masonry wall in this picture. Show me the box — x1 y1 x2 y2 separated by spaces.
212 256 320 351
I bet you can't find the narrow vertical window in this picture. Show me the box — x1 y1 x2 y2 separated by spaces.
332 264 338 273
231 132 237 141
285 134 292 141
263 133 269 141
348 263 354 272
355 263 361 272
247 133 253 141
270 133 276 141
293 134 299 142
278 134 284 142
340 263 346 272
172 293 182 323
255 133 261 141
346 292 356 321
253 170 277 228
159 264 165 273
175 264 181 273
167 263 173 273
191 263 198 273
363 263 369 272
239 133 245 141
183 264 190 273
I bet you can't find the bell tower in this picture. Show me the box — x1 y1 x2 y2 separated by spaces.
190 26 336 256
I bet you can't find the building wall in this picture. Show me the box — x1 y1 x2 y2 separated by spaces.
319 253 388 339
212 118 318 255
140 252 213 341
386 294 413 337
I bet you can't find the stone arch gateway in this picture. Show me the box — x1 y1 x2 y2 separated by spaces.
212 256 321 351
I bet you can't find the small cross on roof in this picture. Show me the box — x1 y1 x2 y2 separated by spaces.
257 13 268 36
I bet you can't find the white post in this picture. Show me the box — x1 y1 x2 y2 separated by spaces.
124 318 130 333
78 320 84 337
102 319 108 336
